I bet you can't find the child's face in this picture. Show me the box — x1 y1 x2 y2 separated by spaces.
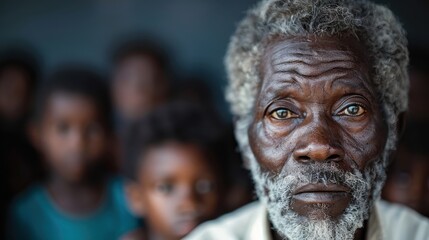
37 93 108 183
128 142 220 240
112 55 167 121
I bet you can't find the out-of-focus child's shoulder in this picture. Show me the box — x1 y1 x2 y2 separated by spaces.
8 183 47 236
107 175 137 219
108 175 128 201
10 184 45 215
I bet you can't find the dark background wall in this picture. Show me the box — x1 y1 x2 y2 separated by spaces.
0 0 427 119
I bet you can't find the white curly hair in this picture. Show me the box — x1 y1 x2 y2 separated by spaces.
225 0 409 169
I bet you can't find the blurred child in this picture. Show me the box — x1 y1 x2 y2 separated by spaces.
0 48 39 127
7 67 139 240
382 122 429 217
110 38 171 172
382 47 429 217
0 49 42 237
111 39 170 130
122 102 226 240
0 49 42 196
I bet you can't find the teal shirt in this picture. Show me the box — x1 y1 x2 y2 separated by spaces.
7 177 139 240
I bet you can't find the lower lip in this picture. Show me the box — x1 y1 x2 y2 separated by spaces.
293 192 349 203
291 191 352 219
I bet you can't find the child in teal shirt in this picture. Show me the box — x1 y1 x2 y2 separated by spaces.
7 68 139 240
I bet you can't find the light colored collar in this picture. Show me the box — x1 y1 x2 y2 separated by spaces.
367 201 383 240
246 201 272 240
256 201 383 240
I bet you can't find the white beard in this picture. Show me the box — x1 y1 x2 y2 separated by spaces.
250 160 383 240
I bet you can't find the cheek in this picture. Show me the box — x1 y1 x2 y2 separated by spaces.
201 193 220 217
87 135 107 158
143 192 175 233
43 128 67 160
85 131 110 159
341 119 387 170
249 121 293 173
383 177 410 203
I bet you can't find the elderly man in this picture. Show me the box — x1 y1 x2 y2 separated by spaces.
186 0 429 239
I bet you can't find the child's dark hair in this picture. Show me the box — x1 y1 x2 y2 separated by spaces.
111 37 169 72
0 47 40 88
33 66 112 129
124 101 226 184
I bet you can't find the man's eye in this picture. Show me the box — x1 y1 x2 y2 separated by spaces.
339 104 366 116
156 183 174 194
270 108 298 120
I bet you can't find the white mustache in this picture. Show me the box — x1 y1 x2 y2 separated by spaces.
263 163 367 198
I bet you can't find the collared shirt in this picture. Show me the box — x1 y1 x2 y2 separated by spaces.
185 200 429 240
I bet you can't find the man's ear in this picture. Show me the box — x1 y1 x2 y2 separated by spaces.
124 182 146 217
396 111 407 139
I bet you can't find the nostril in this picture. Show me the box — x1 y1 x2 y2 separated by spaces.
327 154 341 162
297 155 311 162
293 144 344 163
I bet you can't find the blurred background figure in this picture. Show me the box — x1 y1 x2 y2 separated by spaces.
382 47 429 217
170 73 254 212
0 47 43 237
111 38 170 136
7 67 139 240
219 126 254 213
172 73 215 112
0 48 39 128
122 101 227 240
110 38 172 171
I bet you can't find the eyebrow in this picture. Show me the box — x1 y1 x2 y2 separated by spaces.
262 71 374 105
330 75 373 94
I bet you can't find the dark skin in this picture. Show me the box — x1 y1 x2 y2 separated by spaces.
248 36 388 240
33 93 110 215
112 54 168 121
0 66 32 122
126 142 220 240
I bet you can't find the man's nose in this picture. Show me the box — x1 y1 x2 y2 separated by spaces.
292 119 344 163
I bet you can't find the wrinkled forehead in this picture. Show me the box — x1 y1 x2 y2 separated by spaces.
258 35 376 93
262 35 370 70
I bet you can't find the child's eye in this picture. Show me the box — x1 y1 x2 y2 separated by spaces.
156 182 174 194
56 121 70 134
195 179 215 195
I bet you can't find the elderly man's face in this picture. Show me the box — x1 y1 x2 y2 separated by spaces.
248 36 388 239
